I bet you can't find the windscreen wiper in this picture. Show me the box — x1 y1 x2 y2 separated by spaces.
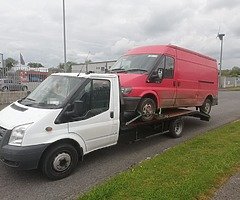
126 68 148 73
109 68 127 73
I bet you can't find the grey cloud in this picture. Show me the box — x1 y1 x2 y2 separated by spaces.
205 0 240 10
0 0 240 68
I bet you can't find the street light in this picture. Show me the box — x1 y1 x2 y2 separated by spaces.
62 0 67 72
217 33 225 88
0 53 3 77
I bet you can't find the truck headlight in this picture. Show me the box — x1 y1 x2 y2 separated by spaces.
121 87 132 95
9 123 33 146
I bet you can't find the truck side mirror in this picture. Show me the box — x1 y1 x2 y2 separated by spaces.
74 100 85 116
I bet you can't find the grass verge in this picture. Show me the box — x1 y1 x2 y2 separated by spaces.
79 120 240 200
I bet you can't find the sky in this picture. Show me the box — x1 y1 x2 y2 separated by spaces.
0 0 239 69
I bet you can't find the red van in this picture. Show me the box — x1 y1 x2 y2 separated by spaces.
111 45 218 121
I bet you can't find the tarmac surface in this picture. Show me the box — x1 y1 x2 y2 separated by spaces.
0 91 240 200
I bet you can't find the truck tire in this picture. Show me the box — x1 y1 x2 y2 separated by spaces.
2 86 8 92
138 98 156 121
41 143 78 180
168 118 184 138
200 98 212 115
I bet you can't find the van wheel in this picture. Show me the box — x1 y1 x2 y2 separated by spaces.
168 118 184 138
41 143 78 180
200 98 212 115
138 98 156 121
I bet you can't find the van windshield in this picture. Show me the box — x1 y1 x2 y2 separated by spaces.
111 54 160 73
20 75 86 109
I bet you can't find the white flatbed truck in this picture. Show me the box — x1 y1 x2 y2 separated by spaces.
0 73 210 180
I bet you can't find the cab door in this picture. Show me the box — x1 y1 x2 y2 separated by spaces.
148 55 176 108
68 78 117 153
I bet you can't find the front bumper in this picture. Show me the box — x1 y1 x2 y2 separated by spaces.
123 97 141 112
0 129 48 170
0 144 48 170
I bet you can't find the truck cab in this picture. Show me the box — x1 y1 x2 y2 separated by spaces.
0 73 120 179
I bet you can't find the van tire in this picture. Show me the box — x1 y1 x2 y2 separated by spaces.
168 118 184 138
200 98 212 115
41 143 78 180
138 98 156 121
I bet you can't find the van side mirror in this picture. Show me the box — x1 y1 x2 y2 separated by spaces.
150 68 163 82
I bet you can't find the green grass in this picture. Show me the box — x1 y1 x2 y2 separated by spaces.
79 120 240 200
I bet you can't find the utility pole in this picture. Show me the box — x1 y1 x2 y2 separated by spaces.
217 33 225 88
62 0 67 72
0 53 3 77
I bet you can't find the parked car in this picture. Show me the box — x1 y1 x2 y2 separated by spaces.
0 78 28 92
111 45 218 121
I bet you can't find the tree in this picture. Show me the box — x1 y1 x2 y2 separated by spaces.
5 58 18 70
230 66 240 77
27 62 44 68
57 61 77 72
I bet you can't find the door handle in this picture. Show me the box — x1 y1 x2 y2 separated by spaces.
110 111 114 118
177 82 180 87
173 81 177 87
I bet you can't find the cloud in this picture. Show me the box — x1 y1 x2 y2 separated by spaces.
0 0 239 69
111 38 136 55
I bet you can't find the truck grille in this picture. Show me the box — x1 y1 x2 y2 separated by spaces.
0 126 7 142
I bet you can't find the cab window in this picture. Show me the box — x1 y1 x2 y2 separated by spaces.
156 56 174 79
72 79 110 121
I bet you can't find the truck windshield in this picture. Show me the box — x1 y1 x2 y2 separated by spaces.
20 75 86 109
111 54 160 73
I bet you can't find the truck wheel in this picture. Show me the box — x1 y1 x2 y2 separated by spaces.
138 98 156 121
200 98 212 115
2 86 8 92
168 118 184 138
41 143 78 180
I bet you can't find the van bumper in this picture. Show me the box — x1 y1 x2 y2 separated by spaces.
0 144 48 170
123 97 141 112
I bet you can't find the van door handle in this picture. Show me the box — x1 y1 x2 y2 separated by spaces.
177 82 180 87
110 111 114 118
173 81 176 87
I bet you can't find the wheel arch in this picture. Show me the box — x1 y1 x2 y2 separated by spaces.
141 92 159 108
205 94 213 103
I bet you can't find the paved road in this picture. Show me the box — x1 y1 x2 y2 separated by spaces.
0 91 240 200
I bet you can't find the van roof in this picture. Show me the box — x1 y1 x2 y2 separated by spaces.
126 45 217 62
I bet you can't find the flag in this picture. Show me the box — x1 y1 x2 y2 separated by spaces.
20 53 25 65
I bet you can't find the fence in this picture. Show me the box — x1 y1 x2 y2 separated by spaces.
220 76 240 88
0 66 49 104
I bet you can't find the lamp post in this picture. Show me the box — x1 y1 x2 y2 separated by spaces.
62 0 67 72
0 53 3 77
217 33 225 88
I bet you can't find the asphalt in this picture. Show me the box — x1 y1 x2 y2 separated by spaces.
0 91 240 200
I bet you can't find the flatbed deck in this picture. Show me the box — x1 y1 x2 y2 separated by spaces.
119 108 210 140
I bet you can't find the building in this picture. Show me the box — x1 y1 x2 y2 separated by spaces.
72 60 116 73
